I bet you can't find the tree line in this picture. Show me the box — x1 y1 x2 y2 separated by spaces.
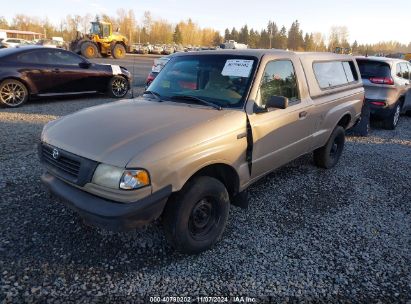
1 12 410 54
225 21 411 54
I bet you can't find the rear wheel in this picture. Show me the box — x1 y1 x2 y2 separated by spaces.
0 79 28 108
112 44 126 59
314 126 345 169
108 76 129 98
162 176 230 254
81 42 98 59
382 103 401 130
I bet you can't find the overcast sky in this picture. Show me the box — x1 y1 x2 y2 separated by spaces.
3 0 410 44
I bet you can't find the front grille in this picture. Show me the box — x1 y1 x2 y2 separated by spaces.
42 145 81 178
40 144 98 186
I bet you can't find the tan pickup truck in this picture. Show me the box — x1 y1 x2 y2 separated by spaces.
40 50 364 253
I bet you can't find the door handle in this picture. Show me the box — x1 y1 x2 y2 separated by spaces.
299 111 308 119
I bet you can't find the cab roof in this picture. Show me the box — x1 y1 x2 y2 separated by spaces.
174 49 354 61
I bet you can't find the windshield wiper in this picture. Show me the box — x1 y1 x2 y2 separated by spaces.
143 90 163 102
169 95 222 110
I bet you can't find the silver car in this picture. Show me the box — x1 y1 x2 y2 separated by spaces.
356 57 411 129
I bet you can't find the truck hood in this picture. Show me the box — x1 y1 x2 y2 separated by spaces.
42 98 240 167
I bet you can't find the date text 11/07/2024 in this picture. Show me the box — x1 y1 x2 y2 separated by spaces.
149 296 261 303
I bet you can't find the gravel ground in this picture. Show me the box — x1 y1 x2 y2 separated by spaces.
0 95 410 303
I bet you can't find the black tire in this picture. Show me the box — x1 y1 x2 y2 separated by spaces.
80 41 98 59
0 79 29 108
162 176 230 254
382 103 401 130
108 76 129 98
313 126 345 169
112 43 126 59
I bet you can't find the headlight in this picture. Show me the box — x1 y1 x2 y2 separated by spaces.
120 170 150 190
92 164 150 190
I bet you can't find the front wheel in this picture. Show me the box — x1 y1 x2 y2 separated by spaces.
112 44 126 59
0 79 29 108
382 103 401 130
162 176 230 254
313 126 345 169
108 76 129 98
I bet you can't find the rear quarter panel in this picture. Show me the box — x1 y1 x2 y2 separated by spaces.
0 62 40 94
310 88 364 149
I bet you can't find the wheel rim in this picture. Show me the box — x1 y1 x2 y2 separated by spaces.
393 105 400 126
87 46 95 57
188 198 217 240
0 82 26 106
112 78 128 97
116 48 123 57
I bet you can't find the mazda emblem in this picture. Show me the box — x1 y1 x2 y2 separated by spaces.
52 148 59 160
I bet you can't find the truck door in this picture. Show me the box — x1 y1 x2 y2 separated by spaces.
247 59 315 179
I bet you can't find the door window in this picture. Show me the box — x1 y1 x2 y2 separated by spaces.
396 64 403 78
102 25 110 37
37 50 84 65
259 60 299 106
52 51 84 65
16 51 42 64
400 63 410 80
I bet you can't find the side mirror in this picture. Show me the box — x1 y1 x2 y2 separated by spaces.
266 95 288 109
79 61 91 69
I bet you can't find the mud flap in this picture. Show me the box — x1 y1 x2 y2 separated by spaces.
246 115 253 176
231 191 249 209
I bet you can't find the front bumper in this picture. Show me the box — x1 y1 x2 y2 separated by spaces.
41 173 171 231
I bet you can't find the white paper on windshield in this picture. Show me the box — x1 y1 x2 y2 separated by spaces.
152 64 162 73
111 65 122 75
221 59 253 77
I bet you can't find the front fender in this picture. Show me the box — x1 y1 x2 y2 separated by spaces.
127 112 249 193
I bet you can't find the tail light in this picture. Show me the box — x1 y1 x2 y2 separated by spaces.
369 77 394 85
370 101 386 106
146 73 155 84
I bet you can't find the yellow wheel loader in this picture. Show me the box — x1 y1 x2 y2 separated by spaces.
70 21 128 59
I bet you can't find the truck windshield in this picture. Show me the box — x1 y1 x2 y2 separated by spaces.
147 54 258 108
